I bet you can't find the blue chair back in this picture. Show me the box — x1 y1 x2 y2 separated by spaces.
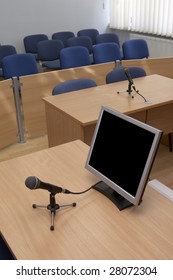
67 36 93 54
37 39 64 70
0 45 17 67
77 29 99 45
52 78 97 95
0 45 17 77
52 31 75 47
23 34 48 54
2 53 39 79
37 39 64 61
122 39 149 60
96 33 120 46
93 42 122 64
60 46 91 69
106 66 147 84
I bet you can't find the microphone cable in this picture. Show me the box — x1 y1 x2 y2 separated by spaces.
132 85 149 103
66 182 101 195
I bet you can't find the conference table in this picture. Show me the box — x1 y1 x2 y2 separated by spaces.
0 140 173 260
43 74 173 147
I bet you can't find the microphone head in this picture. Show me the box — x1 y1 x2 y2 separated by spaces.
25 176 39 190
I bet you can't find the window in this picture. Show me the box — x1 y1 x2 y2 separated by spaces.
110 0 173 38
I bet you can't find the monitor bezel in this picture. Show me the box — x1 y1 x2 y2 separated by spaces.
85 106 162 207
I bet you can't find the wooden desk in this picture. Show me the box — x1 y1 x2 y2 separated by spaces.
43 74 173 147
0 140 172 260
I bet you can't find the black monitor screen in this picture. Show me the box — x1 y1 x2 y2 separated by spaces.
85 106 162 210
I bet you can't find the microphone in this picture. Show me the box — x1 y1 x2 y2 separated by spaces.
124 67 150 103
25 176 71 194
124 67 134 85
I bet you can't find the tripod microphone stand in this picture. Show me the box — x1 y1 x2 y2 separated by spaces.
25 176 95 231
117 79 135 98
117 68 150 103
32 192 76 231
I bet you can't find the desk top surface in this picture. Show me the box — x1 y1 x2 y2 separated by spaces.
43 74 173 125
0 140 173 260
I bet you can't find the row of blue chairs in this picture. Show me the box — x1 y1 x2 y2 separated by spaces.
52 66 147 94
37 37 149 70
36 39 123 70
0 27 149 78
23 29 120 53
22 31 121 71
24 29 149 63
0 38 149 79
22 31 149 67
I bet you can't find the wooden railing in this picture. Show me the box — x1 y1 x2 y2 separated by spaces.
0 57 173 149
0 79 18 149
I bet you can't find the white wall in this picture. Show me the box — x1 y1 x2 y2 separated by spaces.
0 0 110 52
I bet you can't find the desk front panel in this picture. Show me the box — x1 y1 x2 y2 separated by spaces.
44 75 173 147
46 102 157 148
46 101 97 147
146 103 173 134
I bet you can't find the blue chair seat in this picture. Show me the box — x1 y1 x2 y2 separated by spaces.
42 60 61 70
37 39 64 70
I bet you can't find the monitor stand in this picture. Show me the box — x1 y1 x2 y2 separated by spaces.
92 181 133 211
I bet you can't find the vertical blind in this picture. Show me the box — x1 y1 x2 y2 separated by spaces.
110 0 173 37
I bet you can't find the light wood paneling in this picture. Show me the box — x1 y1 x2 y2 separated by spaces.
21 57 173 138
1 57 173 147
0 79 18 149
43 75 173 147
21 62 115 138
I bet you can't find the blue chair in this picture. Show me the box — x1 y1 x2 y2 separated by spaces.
95 33 120 46
23 34 48 58
52 31 75 47
67 36 93 54
106 66 147 84
77 29 99 45
67 36 93 63
93 42 122 64
37 39 64 70
52 78 97 95
60 46 91 69
122 39 149 60
2 53 39 79
0 45 17 77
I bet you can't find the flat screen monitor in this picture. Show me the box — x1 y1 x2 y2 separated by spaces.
85 106 162 210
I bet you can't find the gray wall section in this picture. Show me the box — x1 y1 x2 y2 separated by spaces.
0 0 110 52
1 0 173 57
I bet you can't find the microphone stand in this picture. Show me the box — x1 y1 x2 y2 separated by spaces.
117 80 150 103
117 80 135 98
32 192 76 231
127 80 134 96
